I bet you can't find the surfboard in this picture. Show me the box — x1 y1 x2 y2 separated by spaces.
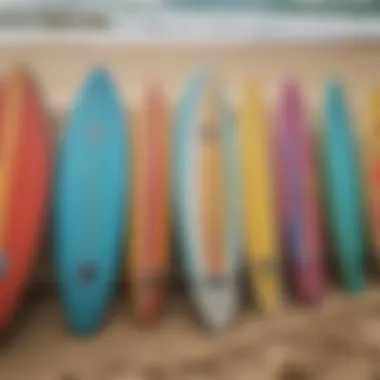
55 68 128 334
321 79 365 293
174 69 241 331
0 67 50 330
274 79 324 304
362 85 380 264
129 84 170 324
238 81 282 312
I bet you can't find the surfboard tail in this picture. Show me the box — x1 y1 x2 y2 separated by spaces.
247 257 282 313
60 280 113 335
0 288 19 330
252 276 282 313
340 255 366 293
139 295 165 326
133 274 166 325
194 277 237 331
296 264 324 305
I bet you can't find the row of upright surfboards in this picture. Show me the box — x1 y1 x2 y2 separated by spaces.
0 65 377 336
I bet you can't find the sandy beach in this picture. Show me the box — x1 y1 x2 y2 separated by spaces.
0 42 378 379
0 286 379 380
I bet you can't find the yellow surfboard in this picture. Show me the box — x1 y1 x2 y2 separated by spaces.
363 85 380 262
238 81 282 312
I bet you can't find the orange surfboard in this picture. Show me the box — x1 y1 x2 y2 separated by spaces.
129 84 170 324
174 70 241 330
198 88 227 275
0 67 50 330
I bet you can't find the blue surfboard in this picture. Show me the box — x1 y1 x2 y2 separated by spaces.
322 79 365 293
173 69 241 331
55 68 128 334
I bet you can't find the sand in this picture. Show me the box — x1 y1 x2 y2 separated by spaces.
0 288 379 380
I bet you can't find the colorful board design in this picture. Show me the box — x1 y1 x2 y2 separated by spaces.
130 84 170 324
363 85 380 262
238 81 282 312
274 80 324 304
322 80 365 293
55 68 128 334
0 67 50 330
174 69 241 330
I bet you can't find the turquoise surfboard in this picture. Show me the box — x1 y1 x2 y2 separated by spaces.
322 79 365 293
55 68 129 334
173 69 241 331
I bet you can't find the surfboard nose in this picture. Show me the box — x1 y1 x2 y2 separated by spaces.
324 79 349 130
192 65 212 82
84 67 116 98
326 77 342 93
279 79 304 133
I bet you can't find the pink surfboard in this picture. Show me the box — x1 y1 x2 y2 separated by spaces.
274 79 324 304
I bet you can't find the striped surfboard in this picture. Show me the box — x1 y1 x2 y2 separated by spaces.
174 69 241 330
274 79 324 304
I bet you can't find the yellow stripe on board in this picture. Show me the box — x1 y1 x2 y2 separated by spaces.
239 81 282 312
0 68 25 250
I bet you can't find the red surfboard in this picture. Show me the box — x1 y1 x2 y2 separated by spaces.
129 84 170 324
0 67 50 330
